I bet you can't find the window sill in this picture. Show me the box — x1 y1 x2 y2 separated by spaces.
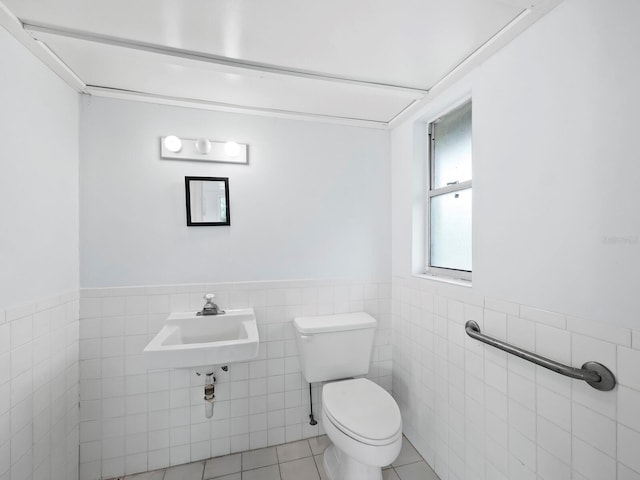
412 273 472 288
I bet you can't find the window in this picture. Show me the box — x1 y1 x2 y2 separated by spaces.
427 100 472 279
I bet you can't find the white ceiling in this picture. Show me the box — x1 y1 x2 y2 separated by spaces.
0 0 563 126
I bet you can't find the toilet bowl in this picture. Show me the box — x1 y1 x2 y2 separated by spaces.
293 312 403 480
321 378 402 480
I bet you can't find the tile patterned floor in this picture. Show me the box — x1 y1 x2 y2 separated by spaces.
115 435 439 480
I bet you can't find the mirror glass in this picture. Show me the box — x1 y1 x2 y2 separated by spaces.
185 176 230 226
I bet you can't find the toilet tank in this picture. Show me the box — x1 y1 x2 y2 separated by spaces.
293 312 377 383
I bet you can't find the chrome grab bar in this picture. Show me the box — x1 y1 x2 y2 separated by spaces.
465 320 616 391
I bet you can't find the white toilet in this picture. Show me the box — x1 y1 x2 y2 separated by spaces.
293 312 402 480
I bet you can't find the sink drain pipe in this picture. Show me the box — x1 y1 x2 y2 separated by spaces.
204 373 215 418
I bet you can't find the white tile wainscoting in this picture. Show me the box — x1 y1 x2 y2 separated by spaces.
78 279 392 480
0 291 80 480
392 276 640 480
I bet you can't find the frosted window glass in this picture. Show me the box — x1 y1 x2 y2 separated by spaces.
430 188 472 271
432 102 472 189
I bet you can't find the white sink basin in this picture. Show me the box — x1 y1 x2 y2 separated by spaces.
144 308 259 371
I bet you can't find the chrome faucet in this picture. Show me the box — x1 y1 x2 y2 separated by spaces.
199 293 225 316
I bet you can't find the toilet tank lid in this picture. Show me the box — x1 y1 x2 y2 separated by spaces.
293 312 376 334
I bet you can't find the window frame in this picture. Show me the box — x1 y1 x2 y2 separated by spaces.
426 99 473 281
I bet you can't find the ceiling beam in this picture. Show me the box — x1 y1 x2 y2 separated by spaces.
0 2 87 93
86 85 391 129
388 0 565 127
24 21 428 97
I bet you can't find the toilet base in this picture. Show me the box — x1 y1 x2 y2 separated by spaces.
323 444 383 480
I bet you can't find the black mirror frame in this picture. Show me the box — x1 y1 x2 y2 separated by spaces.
185 176 231 226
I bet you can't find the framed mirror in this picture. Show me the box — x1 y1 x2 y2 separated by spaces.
185 176 230 226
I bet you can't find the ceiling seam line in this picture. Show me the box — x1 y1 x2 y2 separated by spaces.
386 98 423 125
32 36 88 93
85 85 390 128
427 8 529 94
387 7 532 128
0 4 87 93
23 21 428 96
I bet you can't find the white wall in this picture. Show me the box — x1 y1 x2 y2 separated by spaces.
0 26 79 309
0 24 80 480
78 88 392 478
391 0 640 479
392 0 640 330
80 97 391 288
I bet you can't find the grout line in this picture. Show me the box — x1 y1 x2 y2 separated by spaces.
274 444 281 465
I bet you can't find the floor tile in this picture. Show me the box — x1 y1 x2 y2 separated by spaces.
204 453 242 479
280 457 319 480
308 435 331 455
313 454 329 480
391 437 423 467
383 468 401 480
164 461 205 480
241 464 281 480
119 434 434 480
124 470 166 480
395 461 439 480
242 447 278 470
276 439 312 463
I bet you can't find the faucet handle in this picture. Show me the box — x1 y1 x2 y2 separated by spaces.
201 293 224 316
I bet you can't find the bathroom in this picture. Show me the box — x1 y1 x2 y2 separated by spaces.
2 0 640 479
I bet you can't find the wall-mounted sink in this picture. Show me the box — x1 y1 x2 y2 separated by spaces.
144 308 259 371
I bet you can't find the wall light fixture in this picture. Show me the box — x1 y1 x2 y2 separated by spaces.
160 136 248 164
163 135 182 153
195 138 212 154
224 141 240 157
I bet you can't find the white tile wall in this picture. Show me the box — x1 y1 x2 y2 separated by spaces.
393 275 640 480
0 291 80 480
78 278 391 479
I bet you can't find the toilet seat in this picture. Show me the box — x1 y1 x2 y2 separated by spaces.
322 378 402 446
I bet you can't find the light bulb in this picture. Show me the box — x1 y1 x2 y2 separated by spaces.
225 141 240 157
195 138 212 154
163 135 182 153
